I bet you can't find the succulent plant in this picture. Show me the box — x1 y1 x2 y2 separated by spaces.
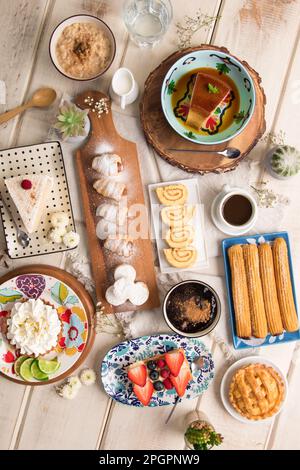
185 422 223 450
54 103 89 140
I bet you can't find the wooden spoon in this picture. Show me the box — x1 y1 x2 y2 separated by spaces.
0 87 57 125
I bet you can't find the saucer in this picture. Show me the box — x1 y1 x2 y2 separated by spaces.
211 193 257 236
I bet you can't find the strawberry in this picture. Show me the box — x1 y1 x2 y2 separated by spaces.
170 361 192 397
165 350 184 377
133 380 154 406
128 363 147 387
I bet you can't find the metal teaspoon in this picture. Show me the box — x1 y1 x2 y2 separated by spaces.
167 147 241 159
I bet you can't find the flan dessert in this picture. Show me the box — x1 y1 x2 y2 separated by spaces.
127 348 192 406
6 298 61 357
186 72 231 131
4 174 53 233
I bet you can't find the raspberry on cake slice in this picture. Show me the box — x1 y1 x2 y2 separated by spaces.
127 348 192 406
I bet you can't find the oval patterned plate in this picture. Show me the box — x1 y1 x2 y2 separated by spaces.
101 334 214 407
0 265 95 385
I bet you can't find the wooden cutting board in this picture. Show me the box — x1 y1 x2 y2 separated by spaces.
140 45 266 175
75 91 160 314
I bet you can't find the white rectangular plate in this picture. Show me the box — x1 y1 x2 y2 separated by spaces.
148 178 208 273
0 141 75 259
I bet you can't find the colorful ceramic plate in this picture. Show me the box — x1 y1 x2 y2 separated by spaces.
0 266 95 385
220 356 288 423
161 50 255 145
222 231 300 350
101 334 214 407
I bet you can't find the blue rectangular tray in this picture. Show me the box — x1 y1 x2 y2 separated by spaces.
222 231 300 349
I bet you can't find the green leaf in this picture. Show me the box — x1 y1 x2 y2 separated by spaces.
233 110 245 123
208 83 219 94
167 80 176 95
184 131 197 140
216 62 230 75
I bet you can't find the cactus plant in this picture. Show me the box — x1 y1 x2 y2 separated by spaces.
185 421 223 450
268 145 300 179
54 103 89 140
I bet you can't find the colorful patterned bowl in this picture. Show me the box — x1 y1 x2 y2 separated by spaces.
161 49 256 145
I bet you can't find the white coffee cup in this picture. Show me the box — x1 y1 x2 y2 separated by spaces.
212 184 258 235
109 67 139 110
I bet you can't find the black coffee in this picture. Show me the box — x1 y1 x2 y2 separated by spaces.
222 194 253 226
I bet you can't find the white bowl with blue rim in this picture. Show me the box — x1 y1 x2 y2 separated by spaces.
161 49 256 145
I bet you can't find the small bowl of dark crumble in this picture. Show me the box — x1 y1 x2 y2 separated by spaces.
163 280 221 337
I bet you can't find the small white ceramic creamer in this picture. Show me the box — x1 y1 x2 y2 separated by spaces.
109 67 139 109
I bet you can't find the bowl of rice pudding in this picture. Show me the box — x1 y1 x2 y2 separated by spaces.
49 14 116 81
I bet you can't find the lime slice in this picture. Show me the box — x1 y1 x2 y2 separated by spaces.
14 356 28 376
19 358 35 381
31 360 49 381
38 357 60 375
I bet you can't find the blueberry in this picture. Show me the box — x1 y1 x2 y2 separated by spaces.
147 361 157 371
149 370 159 381
153 381 164 391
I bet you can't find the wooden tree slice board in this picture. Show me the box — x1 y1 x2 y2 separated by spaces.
0 265 95 386
75 91 160 314
140 45 266 175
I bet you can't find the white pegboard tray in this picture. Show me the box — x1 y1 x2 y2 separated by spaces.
0 141 76 259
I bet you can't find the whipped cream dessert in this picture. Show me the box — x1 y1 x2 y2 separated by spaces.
6 299 61 357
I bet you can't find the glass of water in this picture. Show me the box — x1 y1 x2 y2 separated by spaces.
123 0 173 48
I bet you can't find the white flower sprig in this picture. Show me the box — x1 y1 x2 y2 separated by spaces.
55 368 96 399
80 368 96 386
261 130 286 146
251 181 290 208
176 9 221 50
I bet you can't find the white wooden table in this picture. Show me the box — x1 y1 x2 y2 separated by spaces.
0 0 300 450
